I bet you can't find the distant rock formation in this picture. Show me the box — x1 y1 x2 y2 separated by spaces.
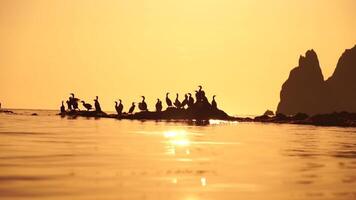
277 45 356 115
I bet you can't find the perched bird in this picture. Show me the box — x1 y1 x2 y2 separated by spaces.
115 99 123 115
155 99 162 112
60 101 65 113
128 102 135 114
166 92 172 107
174 93 181 108
81 101 93 111
66 100 71 111
188 93 194 107
94 96 102 112
181 94 188 108
211 95 217 109
138 96 148 111
70 93 79 110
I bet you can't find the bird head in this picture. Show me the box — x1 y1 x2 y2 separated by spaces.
96 96 98 100
198 85 202 90
166 92 169 96
81 100 85 103
115 101 117 104
188 93 192 96
132 102 135 105
213 95 216 99
141 96 145 100
119 99 122 102
70 93 74 97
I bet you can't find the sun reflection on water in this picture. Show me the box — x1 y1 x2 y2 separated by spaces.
163 130 191 157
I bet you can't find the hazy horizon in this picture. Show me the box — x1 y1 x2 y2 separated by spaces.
1 0 356 115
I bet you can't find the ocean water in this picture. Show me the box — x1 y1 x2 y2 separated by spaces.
0 110 356 200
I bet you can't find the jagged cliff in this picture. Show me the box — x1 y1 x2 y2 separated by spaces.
277 45 356 115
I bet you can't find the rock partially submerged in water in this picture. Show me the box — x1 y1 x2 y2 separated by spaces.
61 105 233 120
0 109 14 114
254 112 356 127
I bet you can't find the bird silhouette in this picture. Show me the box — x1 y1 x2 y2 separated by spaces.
81 101 93 111
155 99 162 112
70 93 80 110
94 96 102 112
138 96 148 111
188 93 194 107
181 94 188 108
166 92 172 107
211 95 217 109
60 101 65 113
66 100 71 110
115 99 124 115
174 93 181 108
128 102 135 114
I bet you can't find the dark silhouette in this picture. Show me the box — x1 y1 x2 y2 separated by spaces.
174 93 181 108
0 102 1 109
211 95 217 109
264 110 275 116
181 94 188 108
138 96 148 111
166 92 172 107
66 100 71 110
155 99 162 112
115 100 123 115
69 93 80 110
94 96 102 112
60 101 65 113
128 102 135 114
188 93 194 107
81 101 93 111
277 45 356 115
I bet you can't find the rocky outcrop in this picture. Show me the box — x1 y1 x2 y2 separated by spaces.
277 45 356 115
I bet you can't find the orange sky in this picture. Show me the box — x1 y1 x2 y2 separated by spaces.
0 0 355 115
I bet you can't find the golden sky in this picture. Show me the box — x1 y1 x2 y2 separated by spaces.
0 0 355 115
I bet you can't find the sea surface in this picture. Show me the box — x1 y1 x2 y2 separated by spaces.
1 109 356 200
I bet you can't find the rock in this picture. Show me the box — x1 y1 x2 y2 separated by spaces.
263 110 274 116
31 113 38 116
277 45 356 115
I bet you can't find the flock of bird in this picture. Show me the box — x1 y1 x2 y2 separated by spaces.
60 86 218 115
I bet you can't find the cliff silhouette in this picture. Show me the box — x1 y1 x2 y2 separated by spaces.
277 45 356 115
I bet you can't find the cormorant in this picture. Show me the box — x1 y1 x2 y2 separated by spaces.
155 99 162 112
115 99 123 115
60 101 65 113
166 92 172 107
181 94 188 108
70 93 79 110
66 100 71 110
211 95 217 109
188 93 194 107
128 102 135 114
138 96 148 111
81 101 93 111
94 96 102 112
174 93 181 108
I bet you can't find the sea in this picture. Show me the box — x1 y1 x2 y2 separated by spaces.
0 109 356 200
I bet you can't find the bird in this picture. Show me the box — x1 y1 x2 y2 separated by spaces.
181 94 188 108
66 100 71 110
94 96 102 112
211 95 217 109
166 92 172 107
138 96 148 111
188 93 194 107
128 102 135 114
60 101 65 113
155 99 162 112
115 99 123 115
81 101 93 111
70 93 80 110
174 93 181 108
